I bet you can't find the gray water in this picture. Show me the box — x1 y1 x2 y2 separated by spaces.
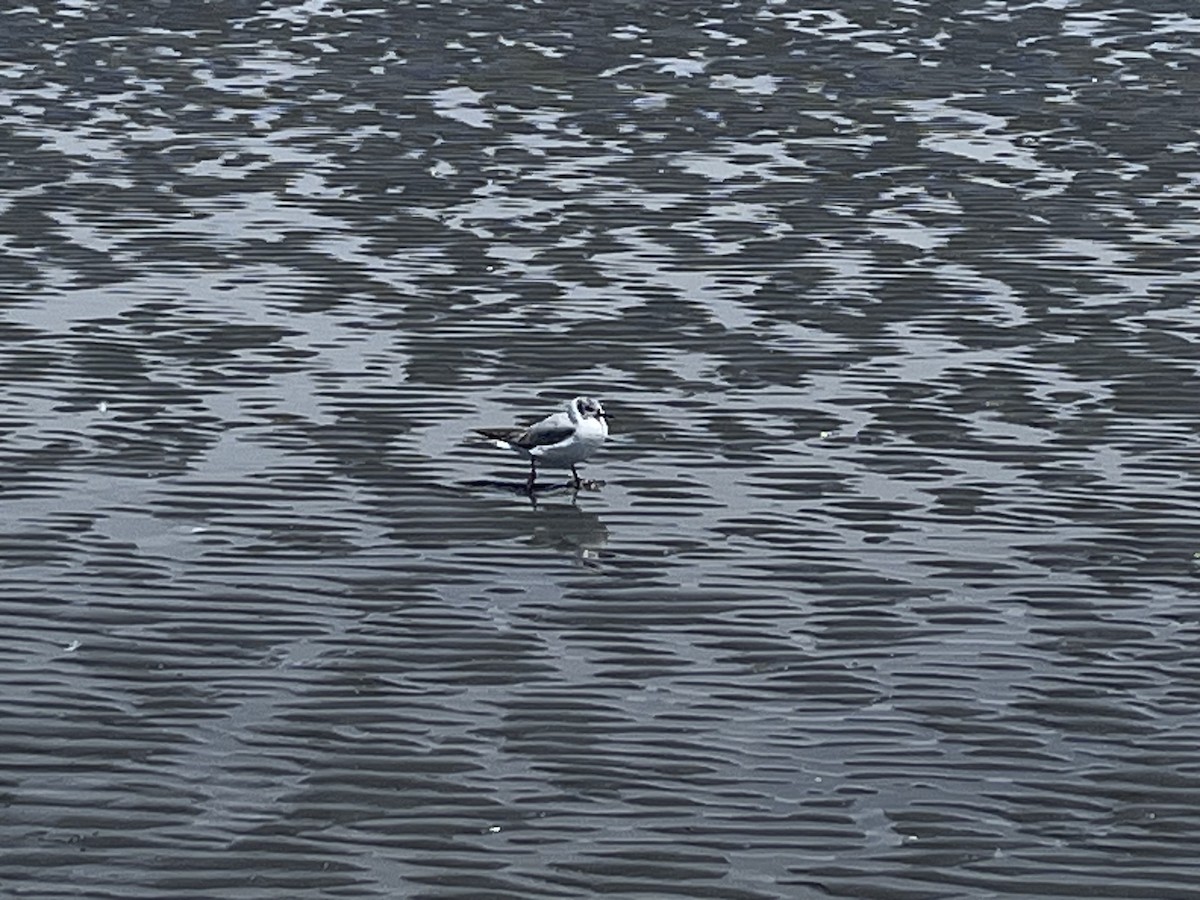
2 2 1200 898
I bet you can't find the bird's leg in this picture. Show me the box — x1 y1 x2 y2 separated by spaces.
526 459 537 493
570 465 582 489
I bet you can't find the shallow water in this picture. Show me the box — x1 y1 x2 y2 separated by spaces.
2 1 1200 897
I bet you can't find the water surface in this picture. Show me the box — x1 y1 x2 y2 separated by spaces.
2 1 1200 897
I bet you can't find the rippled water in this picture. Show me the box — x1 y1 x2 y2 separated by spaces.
3 1 1200 897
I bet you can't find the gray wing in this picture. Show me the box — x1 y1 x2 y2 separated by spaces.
476 411 574 449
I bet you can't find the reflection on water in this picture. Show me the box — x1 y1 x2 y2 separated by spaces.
2 0 1200 897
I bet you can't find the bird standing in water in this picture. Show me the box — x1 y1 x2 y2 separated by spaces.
474 396 609 493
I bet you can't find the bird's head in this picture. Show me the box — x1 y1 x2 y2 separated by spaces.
572 396 607 423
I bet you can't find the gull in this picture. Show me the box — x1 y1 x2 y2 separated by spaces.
474 396 609 493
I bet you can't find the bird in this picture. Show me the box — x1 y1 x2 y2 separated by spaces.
474 396 610 493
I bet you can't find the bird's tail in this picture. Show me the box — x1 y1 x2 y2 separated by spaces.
473 428 521 442
473 428 524 450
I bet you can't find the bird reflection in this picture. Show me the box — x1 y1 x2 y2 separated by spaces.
524 500 608 561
